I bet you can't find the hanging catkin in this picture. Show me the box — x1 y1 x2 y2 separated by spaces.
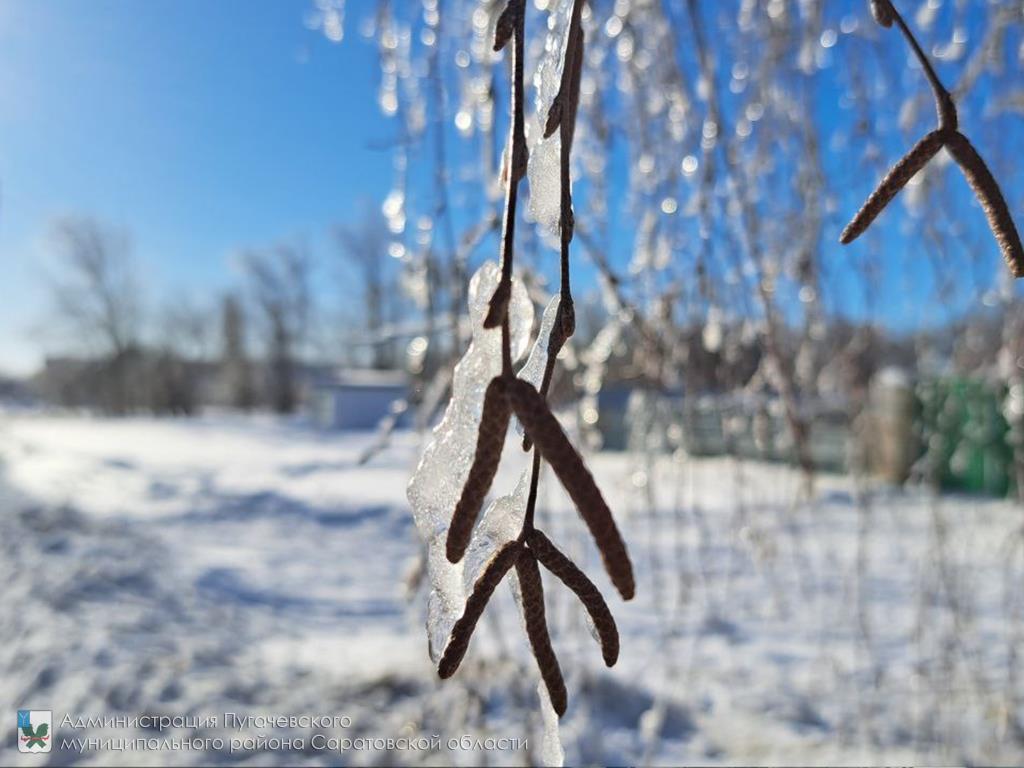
433 0 633 721
438 540 523 679
507 377 636 600
944 131 1024 278
447 377 512 563
528 528 619 666
516 550 568 716
843 0 1022 278
840 130 945 245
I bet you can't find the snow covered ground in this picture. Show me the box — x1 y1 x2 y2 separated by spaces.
1 412 1022 765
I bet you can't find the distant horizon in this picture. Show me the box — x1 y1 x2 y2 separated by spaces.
3 292 1010 383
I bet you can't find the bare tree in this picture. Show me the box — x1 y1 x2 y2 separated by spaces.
161 299 214 361
219 293 256 410
244 243 312 414
150 298 215 416
46 216 143 414
334 206 397 369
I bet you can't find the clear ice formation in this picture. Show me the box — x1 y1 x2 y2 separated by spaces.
462 293 562 596
407 261 533 661
514 294 562 439
527 0 573 235
539 681 566 767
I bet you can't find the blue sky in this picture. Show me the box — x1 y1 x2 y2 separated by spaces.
1 1 1019 376
0 0 393 374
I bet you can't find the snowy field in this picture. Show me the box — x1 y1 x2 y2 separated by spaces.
1 412 1023 766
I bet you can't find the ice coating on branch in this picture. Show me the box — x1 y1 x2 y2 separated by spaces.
516 293 566 760
461 471 530 597
407 261 533 539
527 0 573 234
407 261 533 661
528 129 562 234
425 532 465 659
453 290 566 758
518 295 561 387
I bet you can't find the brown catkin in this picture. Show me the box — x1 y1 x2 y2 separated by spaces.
516 551 568 717
840 129 946 245
438 540 523 679
527 528 619 666
945 131 1024 278
869 0 894 27
493 1 516 52
506 378 636 600
544 5 584 146
447 377 512 563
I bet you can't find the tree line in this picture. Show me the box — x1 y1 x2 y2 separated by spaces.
34 210 409 416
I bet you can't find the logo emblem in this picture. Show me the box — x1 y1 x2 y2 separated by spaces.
17 710 52 753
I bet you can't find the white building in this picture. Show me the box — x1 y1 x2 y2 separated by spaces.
310 369 409 430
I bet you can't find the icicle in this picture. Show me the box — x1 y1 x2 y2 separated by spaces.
538 681 566 767
527 0 574 235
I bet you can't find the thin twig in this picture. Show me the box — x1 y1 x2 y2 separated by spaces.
880 0 957 130
843 0 1023 277
485 0 528 377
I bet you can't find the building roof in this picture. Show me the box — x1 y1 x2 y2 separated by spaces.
316 369 408 390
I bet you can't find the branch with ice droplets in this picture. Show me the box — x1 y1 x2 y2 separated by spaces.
436 368 634 717
842 0 1024 278
432 0 632 728
484 0 528 337
550 0 584 323
520 0 587 450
